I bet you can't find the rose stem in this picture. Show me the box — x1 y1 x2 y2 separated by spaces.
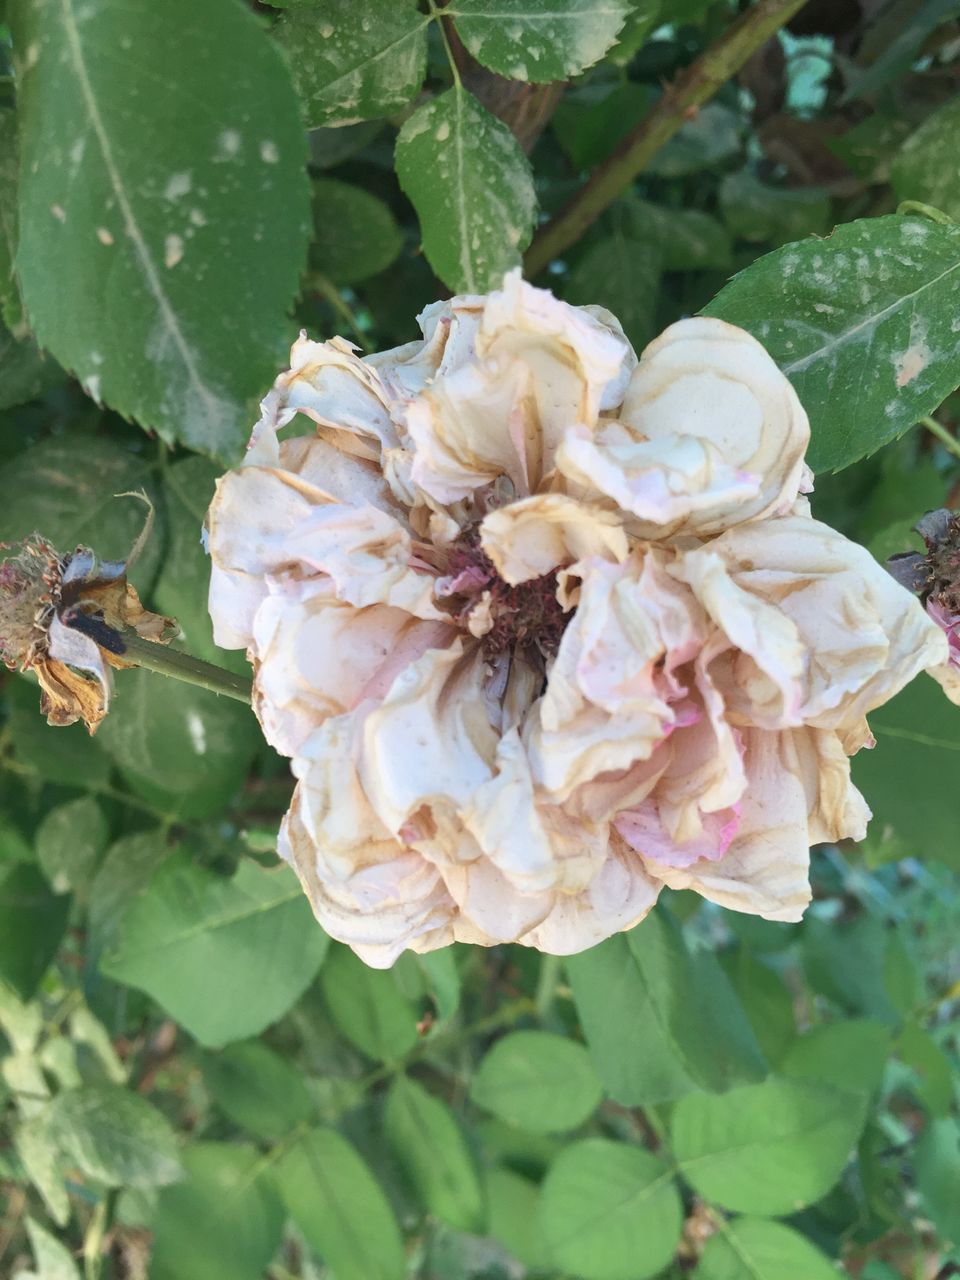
920 415 960 463
523 0 811 277
117 628 252 705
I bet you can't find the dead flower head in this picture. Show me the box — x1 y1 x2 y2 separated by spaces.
207 271 947 966
0 499 176 733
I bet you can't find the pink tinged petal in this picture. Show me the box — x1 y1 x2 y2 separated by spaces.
359 641 499 835
557 425 760 536
442 857 555 944
619 316 810 532
480 494 628 585
640 727 866 922
530 552 705 798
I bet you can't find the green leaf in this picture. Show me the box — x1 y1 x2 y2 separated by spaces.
35 796 108 895
49 1083 182 1188
25 1216 81 1280
897 1020 955 1117
565 233 660 353
553 82 654 171
416 947 461 1023
630 199 733 271
395 87 537 294
451 0 630 81
802 915 900 1021
311 178 402 284
893 96 960 220
309 120 383 170
0 319 60 409
538 1139 682 1280
95 667 259 820
693 1217 840 1280
485 1166 547 1270
0 109 23 328
11 0 310 457
152 455 246 672
87 829 174 972
101 855 328 1047
607 0 662 66
319 943 419 1062
471 1031 603 1134
718 172 830 247
916 1117 960 1245
201 1039 314 1140
671 1077 867 1215
6 676 112 790
385 1075 485 1232
854 675 960 870
276 0 429 128
781 1020 890 1096
276 1127 405 1280
646 104 741 178
704 215 960 473
150 1143 285 1280
567 914 766 1106
722 946 797 1067
844 0 960 104
0 863 69 999
14 1112 70 1225
0 435 162 590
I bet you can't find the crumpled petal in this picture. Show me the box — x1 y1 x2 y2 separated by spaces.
527 550 705 798
406 271 634 503
565 316 809 537
480 493 629 584
675 515 949 729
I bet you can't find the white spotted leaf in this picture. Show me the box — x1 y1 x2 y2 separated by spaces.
451 0 630 82
704 215 960 473
10 0 310 459
395 87 536 294
276 0 429 128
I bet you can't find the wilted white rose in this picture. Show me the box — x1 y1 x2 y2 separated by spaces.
207 271 946 967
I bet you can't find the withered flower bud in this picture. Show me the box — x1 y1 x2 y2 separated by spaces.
887 507 960 705
0 504 176 733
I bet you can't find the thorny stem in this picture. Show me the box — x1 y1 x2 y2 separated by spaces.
523 0 811 276
920 415 960 463
117 628 252 705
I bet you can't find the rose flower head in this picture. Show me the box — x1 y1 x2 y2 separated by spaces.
207 271 947 967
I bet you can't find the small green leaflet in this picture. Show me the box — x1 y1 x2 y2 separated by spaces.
276 0 429 128
705 215 960 472
11 0 310 458
396 87 537 295
450 0 630 82
892 95 960 220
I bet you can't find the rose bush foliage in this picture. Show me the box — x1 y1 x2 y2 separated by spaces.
0 2 959 1278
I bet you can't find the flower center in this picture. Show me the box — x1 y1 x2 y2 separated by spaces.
437 530 570 660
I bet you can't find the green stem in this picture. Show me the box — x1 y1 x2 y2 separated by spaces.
535 953 563 1022
311 272 374 352
919 415 960 462
523 0 810 276
118 630 252 705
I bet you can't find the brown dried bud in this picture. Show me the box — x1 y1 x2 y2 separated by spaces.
0 508 177 733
